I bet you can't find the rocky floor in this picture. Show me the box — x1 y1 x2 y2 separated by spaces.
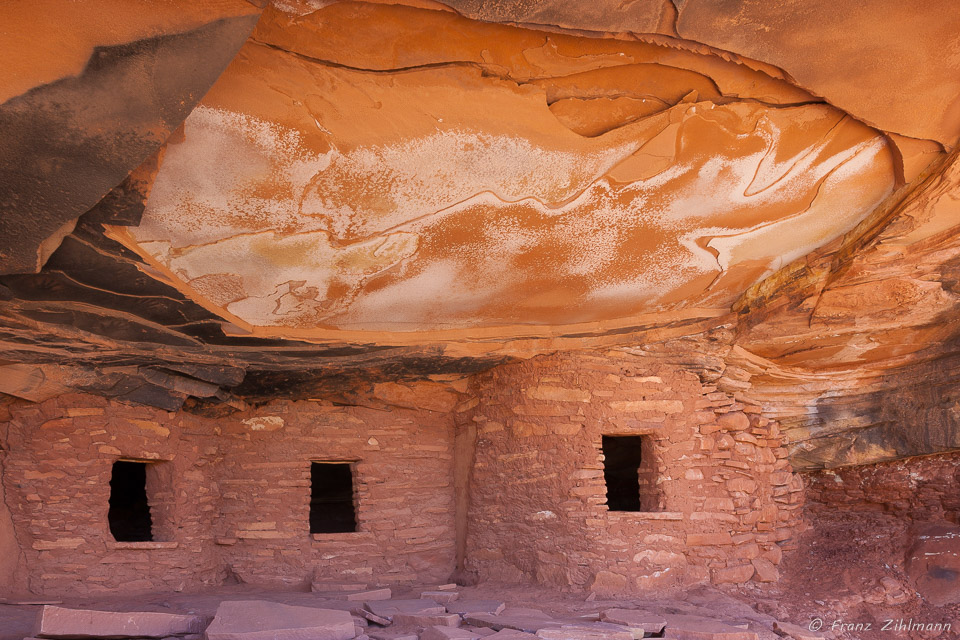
3 551 957 640
0 581 835 640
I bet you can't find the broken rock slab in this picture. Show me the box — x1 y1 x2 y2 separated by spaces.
365 600 446 621
313 582 370 594
536 623 634 640
485 632 539 640
33 605 204 639
392 613 461 628
772 621 827 640
421 625 481 640
345 589 393 602
205 600 356 640
464 609 559 634
599 609 667 637
446 601 505 616
361 609 393 626
367 630 417 640
422 590 460 603
662 615 758 640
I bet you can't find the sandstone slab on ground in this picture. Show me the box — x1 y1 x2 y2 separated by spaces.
34 605 204 639
421 625 481 640
486 632 539 640
600 609 667 636
446 601 506 616
464 610 558 634
361 609 392 626
367 630 417 640
662 614 758 640
600 609 667 638
393 613 461 628
365 600 446 621
422 591 460 603
536 623 634 640
772 621 825 640
205 600 356 640
345 589 393 602
313 583 370 593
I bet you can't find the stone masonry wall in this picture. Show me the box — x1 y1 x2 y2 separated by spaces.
463 349 803 593
805 451 960 522
0 393 456 596
215 399 456 588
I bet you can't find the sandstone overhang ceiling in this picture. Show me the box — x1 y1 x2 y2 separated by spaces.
106 1 903 338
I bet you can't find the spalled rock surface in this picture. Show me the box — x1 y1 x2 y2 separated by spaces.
204 600 355 640
33 605 203 639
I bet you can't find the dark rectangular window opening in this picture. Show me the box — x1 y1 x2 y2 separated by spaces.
310 462 357 534
602 435 660 512
108 460 154 542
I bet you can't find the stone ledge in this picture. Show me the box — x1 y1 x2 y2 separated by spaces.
106 541 179 550
606 511 683 520
311 532 375 542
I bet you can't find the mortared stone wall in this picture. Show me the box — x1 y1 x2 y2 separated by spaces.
463 350 804 592
0 394 456 595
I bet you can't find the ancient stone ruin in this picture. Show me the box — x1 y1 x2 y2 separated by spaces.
1 1 959 639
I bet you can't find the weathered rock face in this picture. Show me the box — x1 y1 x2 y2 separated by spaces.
780 453 960 630
1 0 959 474
733 150 960 468
0 0 263 275
110 2 897 337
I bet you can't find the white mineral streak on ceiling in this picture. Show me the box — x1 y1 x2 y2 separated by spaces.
122 91 894 334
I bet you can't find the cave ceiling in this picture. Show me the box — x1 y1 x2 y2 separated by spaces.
2 0 960 469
